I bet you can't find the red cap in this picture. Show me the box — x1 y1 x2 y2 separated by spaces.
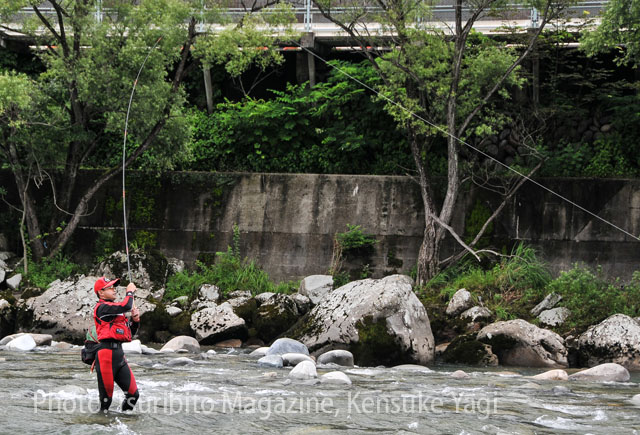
94 277 120 294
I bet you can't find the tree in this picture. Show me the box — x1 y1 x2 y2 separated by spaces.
313 0 569 284
0 0 293 261
580 0 640 67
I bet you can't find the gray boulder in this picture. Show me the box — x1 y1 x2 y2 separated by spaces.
282 353 315 366
0 269 5 284
267 338 309 356
289 360 317 379
255 292 276 305
477 319 568 368
317 350 354 367
461 306 492 322
320 371 352 385
446 289 473 316
23 275 155 342
568 363 630 382
161 335 201 353
199 284 220 303
538 307 571 327
6 334 36 351
531 369 568 381
92 251 170 291
288 275 434 366
166 306 183 317
299 275 333 305
252 293 299 342
292 294 312 315
530 293 562 317
258 355 284 368
6 274 22 291
249 347 269 358
574 314 640 370
190 302 247 344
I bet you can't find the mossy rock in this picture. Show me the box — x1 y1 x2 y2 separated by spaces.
252 295 299 342
351 316 410 366
137 305 171 342
230 298 257 323
168 311 194 337
442 334 498 366
0 290 16 305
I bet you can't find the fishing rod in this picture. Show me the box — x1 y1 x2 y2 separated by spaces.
122 36 163 308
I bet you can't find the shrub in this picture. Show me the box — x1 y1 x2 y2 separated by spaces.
23 254 83 289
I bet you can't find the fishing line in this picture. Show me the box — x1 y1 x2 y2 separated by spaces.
122 36 163 283
295 41 640 243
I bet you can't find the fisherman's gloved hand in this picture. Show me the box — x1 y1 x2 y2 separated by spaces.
127 282 137 293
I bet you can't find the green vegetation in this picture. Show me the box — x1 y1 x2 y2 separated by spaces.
20 254 84 290
329 224 378 284
419 244 640 334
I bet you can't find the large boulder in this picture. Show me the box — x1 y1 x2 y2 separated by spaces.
442 334 498 366
477 319 568 368
568 363 630 382
299 275 333 305
161 335 201 353
22 275 155 342
266 337 309 356
92 251 173 291
287 275 434 366
190 302 247 344
252 294 299 342
573 314 640 371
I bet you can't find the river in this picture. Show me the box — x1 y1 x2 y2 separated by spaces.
1 347 639 434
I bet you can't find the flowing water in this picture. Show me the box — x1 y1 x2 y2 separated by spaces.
1 347 639 434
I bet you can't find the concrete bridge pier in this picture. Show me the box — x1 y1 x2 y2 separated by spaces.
297 32 319 87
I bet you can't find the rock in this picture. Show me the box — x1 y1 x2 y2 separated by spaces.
166 357 195 367
122 339 143 354
228 290 251 299
252 294 299 342
6 274 22 291
538 307 571 327
227 297 257 323
299 275 333 305
568 363 630 382
141 345 160 354
23 275 155 342
172 296 189 307
392 364 433 373
282 353 315 366
6 334 36 351
446 289 473 317
255 292 276 305
451 370 470 379
267 338 309 356
530 293 562 317
53 341 74 350
166 306 183 317
442 334 499 366
600 124 612 133
258 355 284 368
93 251 170 291
167 257 185 275
289 360 317 379
552 386 573 395
3 333 52 346
531 369 568 381
435 343 449 358
317 350 354 367
0 333 22 346
0 270 5 284
477 319 567 368
573 314 640 370
160 335 201 353
287 275 434 366
214 338 242 348
320 371 352 385
460 306 492 322
199 284 220 303
629 394 640 406
249 347 269 357
190 302 247 344
292 294 312 315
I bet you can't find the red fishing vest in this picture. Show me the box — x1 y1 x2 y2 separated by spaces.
93 300 133 342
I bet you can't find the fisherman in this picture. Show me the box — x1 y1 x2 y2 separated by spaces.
93 277 140 413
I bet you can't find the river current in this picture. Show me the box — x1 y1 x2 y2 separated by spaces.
1 347 639 434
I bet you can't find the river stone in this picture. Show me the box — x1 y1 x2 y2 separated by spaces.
538 307 571 327
317 350 354 367
299 275 333 305
53 341 74 350
282 353 315 366
214 338 242 347
450 370 470 379
171 296 189 308
199 284 220 302
292 294 312 315
3 333 52 346
0 270 5 284
166 357 195 367
141 344 160 354
392 364 433 373
228 290 252 299
289 360 317 379
23 275 155 342
166 306 182 317
568 363 630 382
6 274 22 291
227 297 257 323
629 394 640 406
530 292 562 316
461 306 492 322
446 289 473 316
267 338 309 356
122 339 142 354
258 355 284 368
6 334 36 351
190 302 247 344
249 347 269 357
574 314 640 370
320 371 352 385
531 369 568 381
288 275 434 366
161 335 201 353
477 319 568 368
442 334 498 366
252 293 299 342
0 333 22 345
